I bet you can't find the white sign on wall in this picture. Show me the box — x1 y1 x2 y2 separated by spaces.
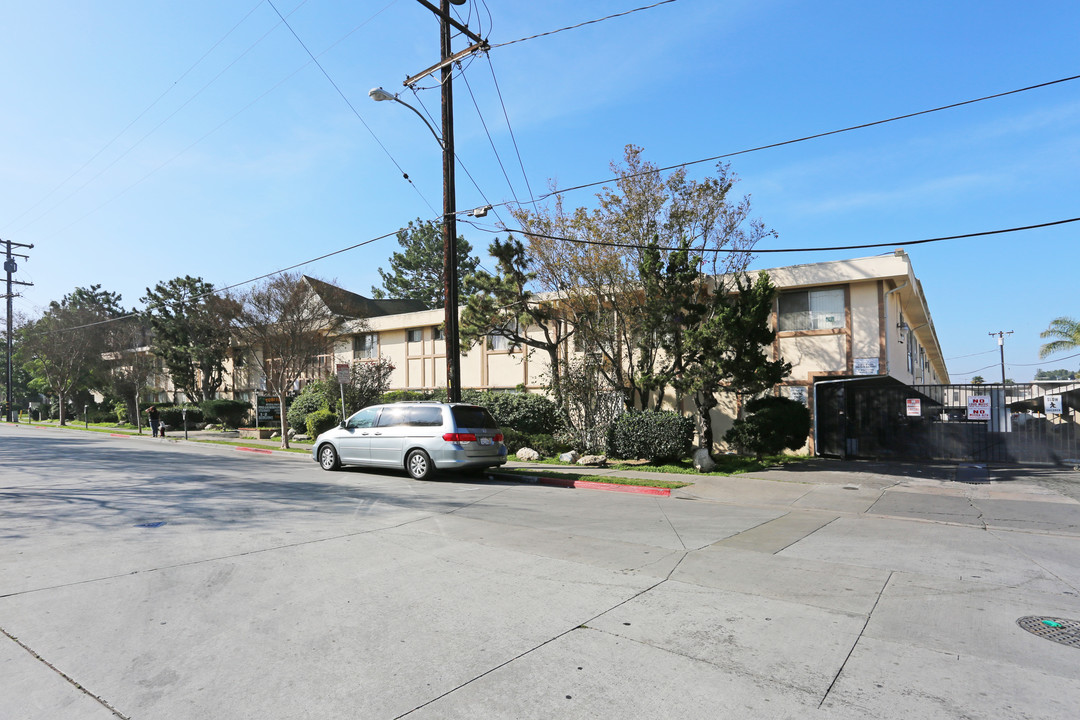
853 357 879 375
967 395 992 420
1045 394 1063 415
906 399 921 417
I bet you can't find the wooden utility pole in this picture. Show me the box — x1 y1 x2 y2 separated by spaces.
989 330 1013 386
404 0 488 403
2 238 34 422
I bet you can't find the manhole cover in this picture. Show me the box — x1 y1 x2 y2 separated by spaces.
1016 616 1080 649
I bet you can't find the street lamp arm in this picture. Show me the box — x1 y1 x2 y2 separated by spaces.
368 88 444 149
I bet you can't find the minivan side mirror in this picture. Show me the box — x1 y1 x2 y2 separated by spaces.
339 421 347 429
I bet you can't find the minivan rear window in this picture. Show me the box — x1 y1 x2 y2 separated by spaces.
451 405 498 429
407 406 444 427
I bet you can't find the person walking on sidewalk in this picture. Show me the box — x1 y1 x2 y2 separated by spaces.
148 406 160 437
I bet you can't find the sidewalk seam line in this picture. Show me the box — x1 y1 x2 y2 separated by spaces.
0 625 131 719
818 570 894 708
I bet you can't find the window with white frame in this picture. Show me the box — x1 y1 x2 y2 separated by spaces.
406 328 423 343
353 333 377 359
777 287 845 331
432 325 443 340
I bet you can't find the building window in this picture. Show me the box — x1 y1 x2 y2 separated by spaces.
353 333 377 359
407 328 423 343
432 325 443 340
778 288 845 332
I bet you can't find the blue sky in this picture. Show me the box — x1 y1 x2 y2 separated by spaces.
1 0 1077 381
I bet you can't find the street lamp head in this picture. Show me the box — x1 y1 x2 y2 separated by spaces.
368 87 396 103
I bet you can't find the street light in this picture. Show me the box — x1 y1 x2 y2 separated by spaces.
368 88 444 148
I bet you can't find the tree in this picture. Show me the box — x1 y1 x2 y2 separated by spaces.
142 276 238 403
1039 317 1080 359
512 145 771 410
371 218 480 307
1034 368 1078 381
16 286 123 425
724 396 810 460
231 272 344 448
679 272 791 453
460 235 570 411
103 316 156 432
971 376 985 385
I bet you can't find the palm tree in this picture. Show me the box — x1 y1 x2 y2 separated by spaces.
1039 317 1080 359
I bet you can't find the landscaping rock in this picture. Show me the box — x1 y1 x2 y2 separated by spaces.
295 434 309 442
559 450 581 464
516 447 541 461
195 422 208 430
693 448 716 473
270 431 281 439
577 455 607 467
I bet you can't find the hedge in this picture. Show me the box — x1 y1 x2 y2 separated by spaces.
609 410 694 463
200 399 251 428
306 408 339 439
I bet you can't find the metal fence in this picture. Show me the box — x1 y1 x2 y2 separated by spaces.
814 379 1080 464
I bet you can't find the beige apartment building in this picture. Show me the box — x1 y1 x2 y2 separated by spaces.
204 249 946 452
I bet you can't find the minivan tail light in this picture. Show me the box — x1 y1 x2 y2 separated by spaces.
494 433 503 443
442 432 477 443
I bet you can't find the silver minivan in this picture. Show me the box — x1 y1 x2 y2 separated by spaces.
311 402 507 480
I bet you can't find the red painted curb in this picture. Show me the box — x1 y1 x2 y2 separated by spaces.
573 480 671 496
528 475 670 496
109 433 130 438
236 446 273 455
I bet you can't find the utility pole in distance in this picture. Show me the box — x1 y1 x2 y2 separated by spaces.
3 238 34 423
989 330 1013 386
402 0 488 403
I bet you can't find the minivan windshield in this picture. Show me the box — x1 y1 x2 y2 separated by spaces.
451 405 498 429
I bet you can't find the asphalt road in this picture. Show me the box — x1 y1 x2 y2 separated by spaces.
2 425 1080 719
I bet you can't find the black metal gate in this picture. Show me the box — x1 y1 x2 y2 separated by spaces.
814 378 1080 464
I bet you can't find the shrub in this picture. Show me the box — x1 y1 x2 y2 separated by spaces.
200 399 251 428
158 405 203 429
287 384 328 433
723 396 811 460
609 410 694 463
474 391 561 435
113 401 128 424
502 429 572 457
306 408 339 438
379 389 439 404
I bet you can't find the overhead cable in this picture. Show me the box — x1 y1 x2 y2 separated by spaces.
482 216 1080 254
491 0 679 48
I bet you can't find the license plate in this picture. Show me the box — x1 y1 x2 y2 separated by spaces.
479 437 493 446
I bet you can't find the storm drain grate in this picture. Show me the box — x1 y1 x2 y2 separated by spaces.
1016 616 1080 649
135 521 167 528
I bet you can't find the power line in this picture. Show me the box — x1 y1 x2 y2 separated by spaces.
481 215 1080 255
23 230 401 335
265 0 436 214
491 0 679 48
485 52 538 213
473 73 1080 214
5 0 272 234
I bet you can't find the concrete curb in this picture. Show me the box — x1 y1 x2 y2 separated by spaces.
489 471 672 496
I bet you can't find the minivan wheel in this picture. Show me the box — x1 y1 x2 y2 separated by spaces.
318 444 341 471
405 449 434 480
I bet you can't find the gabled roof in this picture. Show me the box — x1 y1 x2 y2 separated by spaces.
303 276 429 319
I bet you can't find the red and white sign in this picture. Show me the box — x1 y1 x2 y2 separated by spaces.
967 395 991 420
336 363 350 385
906 399 921 417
